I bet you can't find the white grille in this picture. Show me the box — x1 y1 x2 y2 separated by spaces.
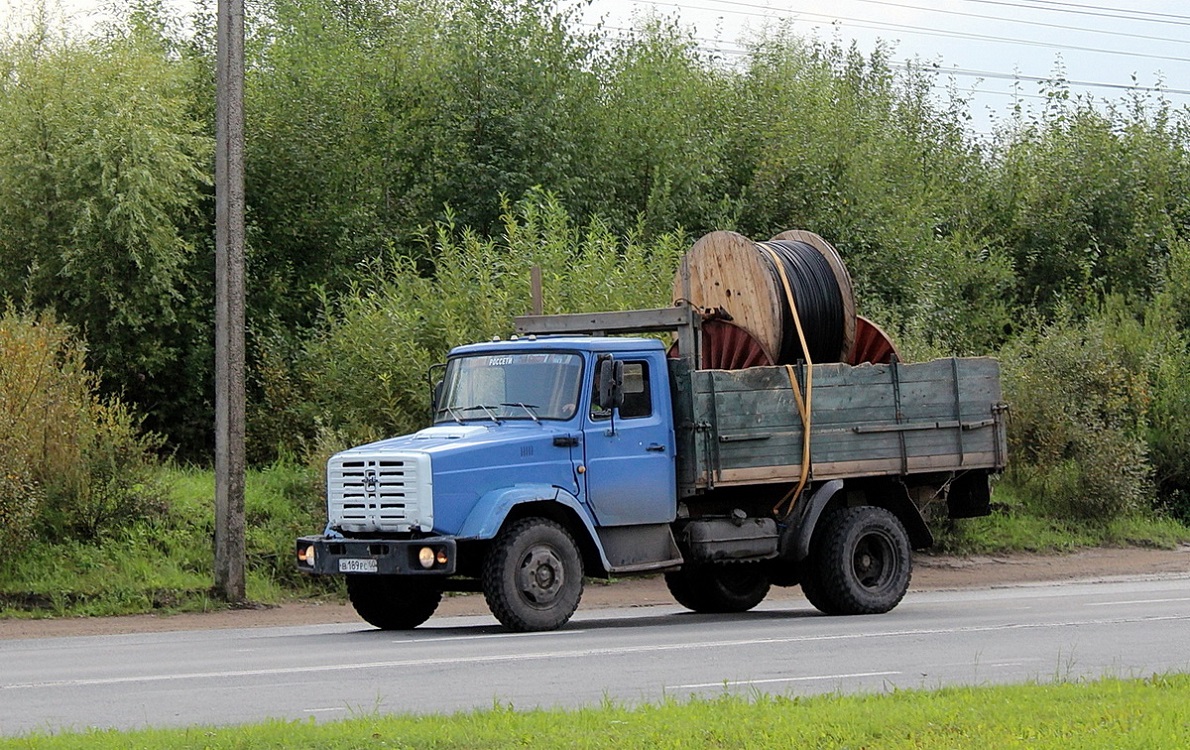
327 452 433 533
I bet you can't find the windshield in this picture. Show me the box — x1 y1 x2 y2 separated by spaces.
435 352 584 423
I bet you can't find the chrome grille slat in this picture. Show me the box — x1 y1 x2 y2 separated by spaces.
326 451 433 533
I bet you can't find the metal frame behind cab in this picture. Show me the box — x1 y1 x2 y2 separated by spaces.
513 302 702 369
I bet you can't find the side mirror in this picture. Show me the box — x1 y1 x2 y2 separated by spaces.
428 363 446 417
596 356 624 411
431 380 444 412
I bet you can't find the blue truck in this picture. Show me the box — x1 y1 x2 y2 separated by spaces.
297 304 1007 631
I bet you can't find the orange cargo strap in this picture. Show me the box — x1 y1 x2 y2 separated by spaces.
762 246 813 519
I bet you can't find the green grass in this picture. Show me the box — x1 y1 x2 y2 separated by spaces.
0 462 337 619
936 484 1190 555
1 675 1187 748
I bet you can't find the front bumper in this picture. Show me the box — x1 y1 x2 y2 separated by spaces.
295 535 458 576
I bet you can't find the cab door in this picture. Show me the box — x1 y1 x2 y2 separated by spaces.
581 356 676 526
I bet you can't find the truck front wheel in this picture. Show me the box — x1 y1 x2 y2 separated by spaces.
347 575 443 630
811 506 911 615
665 562 770 613
483 518 584 632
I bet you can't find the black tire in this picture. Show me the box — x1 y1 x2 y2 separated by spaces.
483 518 584 632
798 564 841 616
347 575 442 630
664 567 712 612
664 562 771 613
812 506 912 615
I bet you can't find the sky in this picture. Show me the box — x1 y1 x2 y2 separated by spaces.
5 0 1190 135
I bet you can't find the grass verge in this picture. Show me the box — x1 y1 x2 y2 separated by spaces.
1 674 1187 748
937 484 1190 554
0 463 337 619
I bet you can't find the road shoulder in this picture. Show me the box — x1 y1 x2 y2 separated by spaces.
1 545 1187 640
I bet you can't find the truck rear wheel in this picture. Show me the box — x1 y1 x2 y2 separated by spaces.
798 566 841 616
665 562 770 613
811 506 911 615
483 518 584 632
347 575 443 630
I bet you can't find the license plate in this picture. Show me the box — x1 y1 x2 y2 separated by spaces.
338 558 378 573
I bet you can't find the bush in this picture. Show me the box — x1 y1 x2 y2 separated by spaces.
40 399 168 542
0 309 164 547
1001 309 1153 521
0 466 41 555
1145 333 1190 523
1144 246 1190 522
286 191 687 452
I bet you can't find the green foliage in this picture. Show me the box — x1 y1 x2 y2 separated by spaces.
1148 356 1190 522
1001 307 1153 521
0 309 165 548
0 9 213 453
1141 240 1190 521
40 398 168 542
986 89 1190 315
589 16 738 235
0 470 41 558
245 0 607 320
284 192 686 450
0 462 333 617
1 0 1190 536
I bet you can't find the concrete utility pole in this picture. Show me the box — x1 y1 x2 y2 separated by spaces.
214 0 246 602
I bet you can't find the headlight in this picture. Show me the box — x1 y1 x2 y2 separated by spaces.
297 544 316 567
418 547 436 569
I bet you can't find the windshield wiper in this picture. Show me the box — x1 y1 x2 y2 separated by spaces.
459 404 501 423
500 402 540 423
436 405 464 425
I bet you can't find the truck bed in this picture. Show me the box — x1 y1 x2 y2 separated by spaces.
675 357 1008 494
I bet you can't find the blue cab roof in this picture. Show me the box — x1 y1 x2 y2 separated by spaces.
449 335 665 357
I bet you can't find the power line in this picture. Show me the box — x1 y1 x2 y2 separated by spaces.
587 20 1189 102
1001 0 1190 25
852 0 1190 46
936 65 1190 97
621 0 1190 65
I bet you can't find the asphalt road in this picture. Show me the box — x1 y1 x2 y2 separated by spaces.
2 574 1188 736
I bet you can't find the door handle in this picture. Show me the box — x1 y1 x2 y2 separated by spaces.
646 443 666 452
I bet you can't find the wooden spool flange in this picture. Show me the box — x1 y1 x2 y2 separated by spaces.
673 230 785 366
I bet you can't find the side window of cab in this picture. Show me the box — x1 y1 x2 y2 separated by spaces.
590 360 652 420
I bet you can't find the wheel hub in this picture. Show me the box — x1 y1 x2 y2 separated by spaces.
854 533 891 588
517 545 565 606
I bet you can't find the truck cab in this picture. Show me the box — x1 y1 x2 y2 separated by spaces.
433 336 677 531
297 335 686 631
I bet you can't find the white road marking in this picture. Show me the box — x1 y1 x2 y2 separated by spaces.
1084 597 1190 607
3 614 1186 692
673 671 900 689
925 658 1043 669
988 661 1040 668
302 707 345 714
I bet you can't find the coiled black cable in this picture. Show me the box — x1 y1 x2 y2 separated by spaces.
756 240 845 364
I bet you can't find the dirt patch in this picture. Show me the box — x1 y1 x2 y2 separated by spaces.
2 545 1187 640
